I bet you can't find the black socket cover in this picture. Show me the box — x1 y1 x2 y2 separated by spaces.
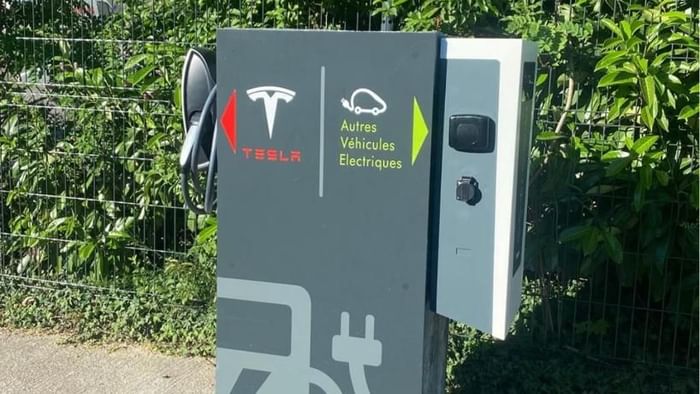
448 115 495 153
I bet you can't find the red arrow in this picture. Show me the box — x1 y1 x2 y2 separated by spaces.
220 90 237 152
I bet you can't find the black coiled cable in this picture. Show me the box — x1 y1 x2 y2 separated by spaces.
180 84 217 215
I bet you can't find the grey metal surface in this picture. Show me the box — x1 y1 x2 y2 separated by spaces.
436 59 500 334
215 29 440 394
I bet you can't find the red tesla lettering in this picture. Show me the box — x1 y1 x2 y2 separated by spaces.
237 146 301 164
241 147 252 159
255 148 265 160
266 149 278 161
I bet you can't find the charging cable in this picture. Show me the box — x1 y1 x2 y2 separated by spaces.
180 84 217 214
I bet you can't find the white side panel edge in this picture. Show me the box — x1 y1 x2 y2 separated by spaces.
441 38 524 339
504 41 539 333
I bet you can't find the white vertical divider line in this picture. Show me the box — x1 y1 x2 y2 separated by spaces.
319 66 326 198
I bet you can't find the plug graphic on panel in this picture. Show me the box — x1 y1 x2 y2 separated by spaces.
217 278 383 394
332 312 383 394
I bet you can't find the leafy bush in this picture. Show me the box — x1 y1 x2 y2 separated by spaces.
503 0 698 359
447 321 698 393
0 256 216 355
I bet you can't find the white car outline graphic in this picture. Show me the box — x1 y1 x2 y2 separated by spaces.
341 88 387 116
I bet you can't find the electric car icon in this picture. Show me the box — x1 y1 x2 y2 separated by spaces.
341 88 387 116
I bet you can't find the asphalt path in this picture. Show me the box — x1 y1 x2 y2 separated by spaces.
0 328 214 393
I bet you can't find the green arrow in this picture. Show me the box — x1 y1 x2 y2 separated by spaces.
412 97 429 165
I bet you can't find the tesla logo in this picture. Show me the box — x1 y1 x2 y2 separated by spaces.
246 86 296 139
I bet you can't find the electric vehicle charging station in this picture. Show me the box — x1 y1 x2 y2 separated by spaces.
179 30 537 394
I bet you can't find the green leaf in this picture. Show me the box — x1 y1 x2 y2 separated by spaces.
619 20 632 40
600 18 624 39
95 253 104 280
631 135 659 155
598 71 636 87
601 150 629 161
632 56 648 74
666 74 681 85
196 223 217 243
603 37 624 51
607 97 629 121
137 75 159 94
582 227 601 255
654 170 669 186
641 76 657 109
173 84 182 111
107 231 131 240
595 50 627 71
650 52 670 68
665 89 676 109
658 110 669 132
619 61 637 75
640 106 655 130
127 65 156 85
661 11 687 23
602 229 623 264
47 217 69 230
560 225 592 243
79 242 96 261
625 36 644 49
679 105 699 120
125 54 150 70
2 114 19 136
691 83 699 94
668 32 693 45
536 131 567 141
89 67 104 86
629 19 645 36
606 156 634 177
